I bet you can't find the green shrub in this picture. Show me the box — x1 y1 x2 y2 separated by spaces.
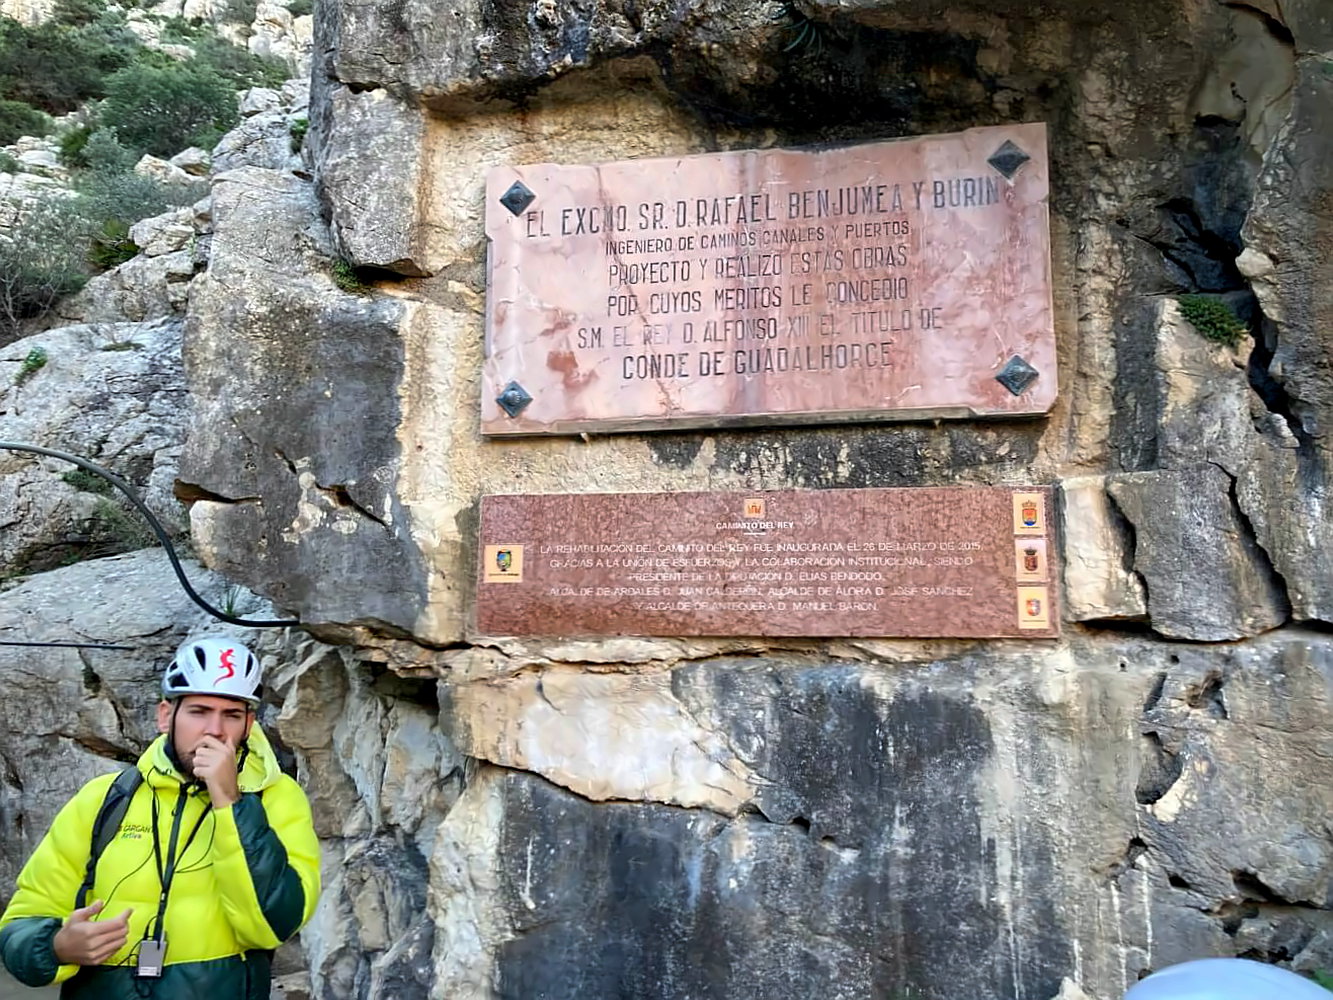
89 496 155 552
0 172 202 337
0 98 51 144
159 15 204 42
75 169 200 269
287 0 312 15
52 0 104 28
1177 294 1248 348
0 198 89 337
191 30 289 88
0 17 137 115
61 468 114 495
332 259 368 294
0 151 18 172
14 345 48 384
99 61 238 157
79 128 137 174
57 123 93 167
88 217 139 269
289 116 307 152
219 0 259 26
75 169 167 219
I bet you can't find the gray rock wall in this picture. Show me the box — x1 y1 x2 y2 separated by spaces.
5 0 1332 998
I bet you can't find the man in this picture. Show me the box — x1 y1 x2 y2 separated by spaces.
0 636 320 998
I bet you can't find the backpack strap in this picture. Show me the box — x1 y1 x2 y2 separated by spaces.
75 766 144 910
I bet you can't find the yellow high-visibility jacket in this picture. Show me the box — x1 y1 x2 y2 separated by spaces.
0 723 320 999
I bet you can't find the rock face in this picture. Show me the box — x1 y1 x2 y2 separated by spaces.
5 0 1333 998
489 641 1330 997
179 165 426 633
0 319 188 576
166 0 1333 995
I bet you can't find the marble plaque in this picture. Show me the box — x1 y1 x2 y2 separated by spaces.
476 486 1060 638
483 123 1055 435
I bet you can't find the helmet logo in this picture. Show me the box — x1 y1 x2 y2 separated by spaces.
219 648 236 681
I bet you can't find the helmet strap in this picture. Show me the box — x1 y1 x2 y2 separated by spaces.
162 699 254 782
235 737 251 778
163 699 187 775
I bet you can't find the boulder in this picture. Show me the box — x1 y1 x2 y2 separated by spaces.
1106 466 1288 641
211 111 303 174
178 166 423 634
134 154 196 187
0 318 189 575
55 251 197 326
128 207 195 257
0 0 54 25
169 147 212 176
15 149 64 180
1059 475 1147 622
0 171 62 230
240 87 284 118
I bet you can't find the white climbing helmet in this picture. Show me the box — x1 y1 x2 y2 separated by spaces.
163 636 263 705
1124 958 1332 1000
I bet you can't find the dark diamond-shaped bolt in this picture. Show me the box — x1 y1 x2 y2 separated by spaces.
496 380 534 417
499 181 536 216
996 355 1039 396
987 140 1031 180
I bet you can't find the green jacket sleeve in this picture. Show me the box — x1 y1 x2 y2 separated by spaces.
0 774 117 986
210 775 320 949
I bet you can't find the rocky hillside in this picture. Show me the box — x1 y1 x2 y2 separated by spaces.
4 0 1333 998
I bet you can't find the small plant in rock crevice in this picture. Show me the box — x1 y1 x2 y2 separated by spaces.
89 496 156 551
332 258 369 295
289 116 307 152
13 345 48 385
88 217 140 269
1177 294 1248 348
61 468 114 495
220 582 248 617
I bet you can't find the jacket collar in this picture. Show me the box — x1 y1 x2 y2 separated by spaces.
139 720 282 793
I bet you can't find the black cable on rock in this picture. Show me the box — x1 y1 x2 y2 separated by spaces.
0 441 299 628
0 641 135 650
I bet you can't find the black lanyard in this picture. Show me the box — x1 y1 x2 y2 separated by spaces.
148 785 211 943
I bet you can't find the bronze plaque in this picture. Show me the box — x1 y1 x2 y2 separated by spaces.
476 487 1059 638
482 123 1055 436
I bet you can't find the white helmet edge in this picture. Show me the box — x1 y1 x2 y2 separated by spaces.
163 636 263 705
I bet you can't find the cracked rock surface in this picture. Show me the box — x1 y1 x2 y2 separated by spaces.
173 0 1333 995
0 319 189 576
4 0 1333 997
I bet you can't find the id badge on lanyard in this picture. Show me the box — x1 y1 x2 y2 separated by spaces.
138 786 208 979
136 934 167 978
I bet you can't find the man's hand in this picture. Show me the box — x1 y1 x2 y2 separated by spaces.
52 900 132 966
193 735 240 808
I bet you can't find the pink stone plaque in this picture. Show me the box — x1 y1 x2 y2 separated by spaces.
483 123 1055 435
476 487 1060 638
